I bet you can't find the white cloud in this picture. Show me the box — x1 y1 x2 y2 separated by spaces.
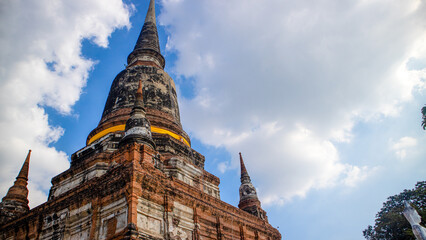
217 162 229 174
0 0 132 207
160 0 426 205
341 165 376 187
391 136 418 160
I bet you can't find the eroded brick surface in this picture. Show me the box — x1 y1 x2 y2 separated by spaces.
0 0 281 239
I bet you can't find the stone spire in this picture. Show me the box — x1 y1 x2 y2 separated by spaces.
240 152 251 184
127 0 165 69
119 80 156 149
238 153 267 221
0 150 31 224
238 153 257 201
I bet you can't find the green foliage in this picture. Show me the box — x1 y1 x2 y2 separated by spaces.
363 181 426 240
422 106 426 130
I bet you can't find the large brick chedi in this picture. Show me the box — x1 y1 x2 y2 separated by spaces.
0 0 281 239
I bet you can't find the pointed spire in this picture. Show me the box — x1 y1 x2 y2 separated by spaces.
17 149 31 181
119 80 156 148
239 152 251 183
135 0 159 52
0 150 31 224
238 153 267 221
238 153 256 199
2 150 31 204
127 0 165 69
135 79 144 108
144 0 156 24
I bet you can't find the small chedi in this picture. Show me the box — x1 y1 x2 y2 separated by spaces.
0 0 281 239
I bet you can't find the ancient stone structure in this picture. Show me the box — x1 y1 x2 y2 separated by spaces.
0 150 31 225
238 153 267 221
0 1 281 239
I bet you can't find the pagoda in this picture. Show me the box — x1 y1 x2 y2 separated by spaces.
0 1 281 239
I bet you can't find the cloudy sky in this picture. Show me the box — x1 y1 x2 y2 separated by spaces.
0 0 425 239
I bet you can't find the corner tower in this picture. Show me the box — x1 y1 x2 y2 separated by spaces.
87 0 190 149
0 150 31 224
238 152 267 220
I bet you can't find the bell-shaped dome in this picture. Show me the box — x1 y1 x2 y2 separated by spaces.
87 0 190 148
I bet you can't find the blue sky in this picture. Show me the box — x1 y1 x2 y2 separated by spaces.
0 0 425 239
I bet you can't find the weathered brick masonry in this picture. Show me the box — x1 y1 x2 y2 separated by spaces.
0 0 281 239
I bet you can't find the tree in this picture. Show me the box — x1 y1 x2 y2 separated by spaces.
363 181 426 240
422 106 426 130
